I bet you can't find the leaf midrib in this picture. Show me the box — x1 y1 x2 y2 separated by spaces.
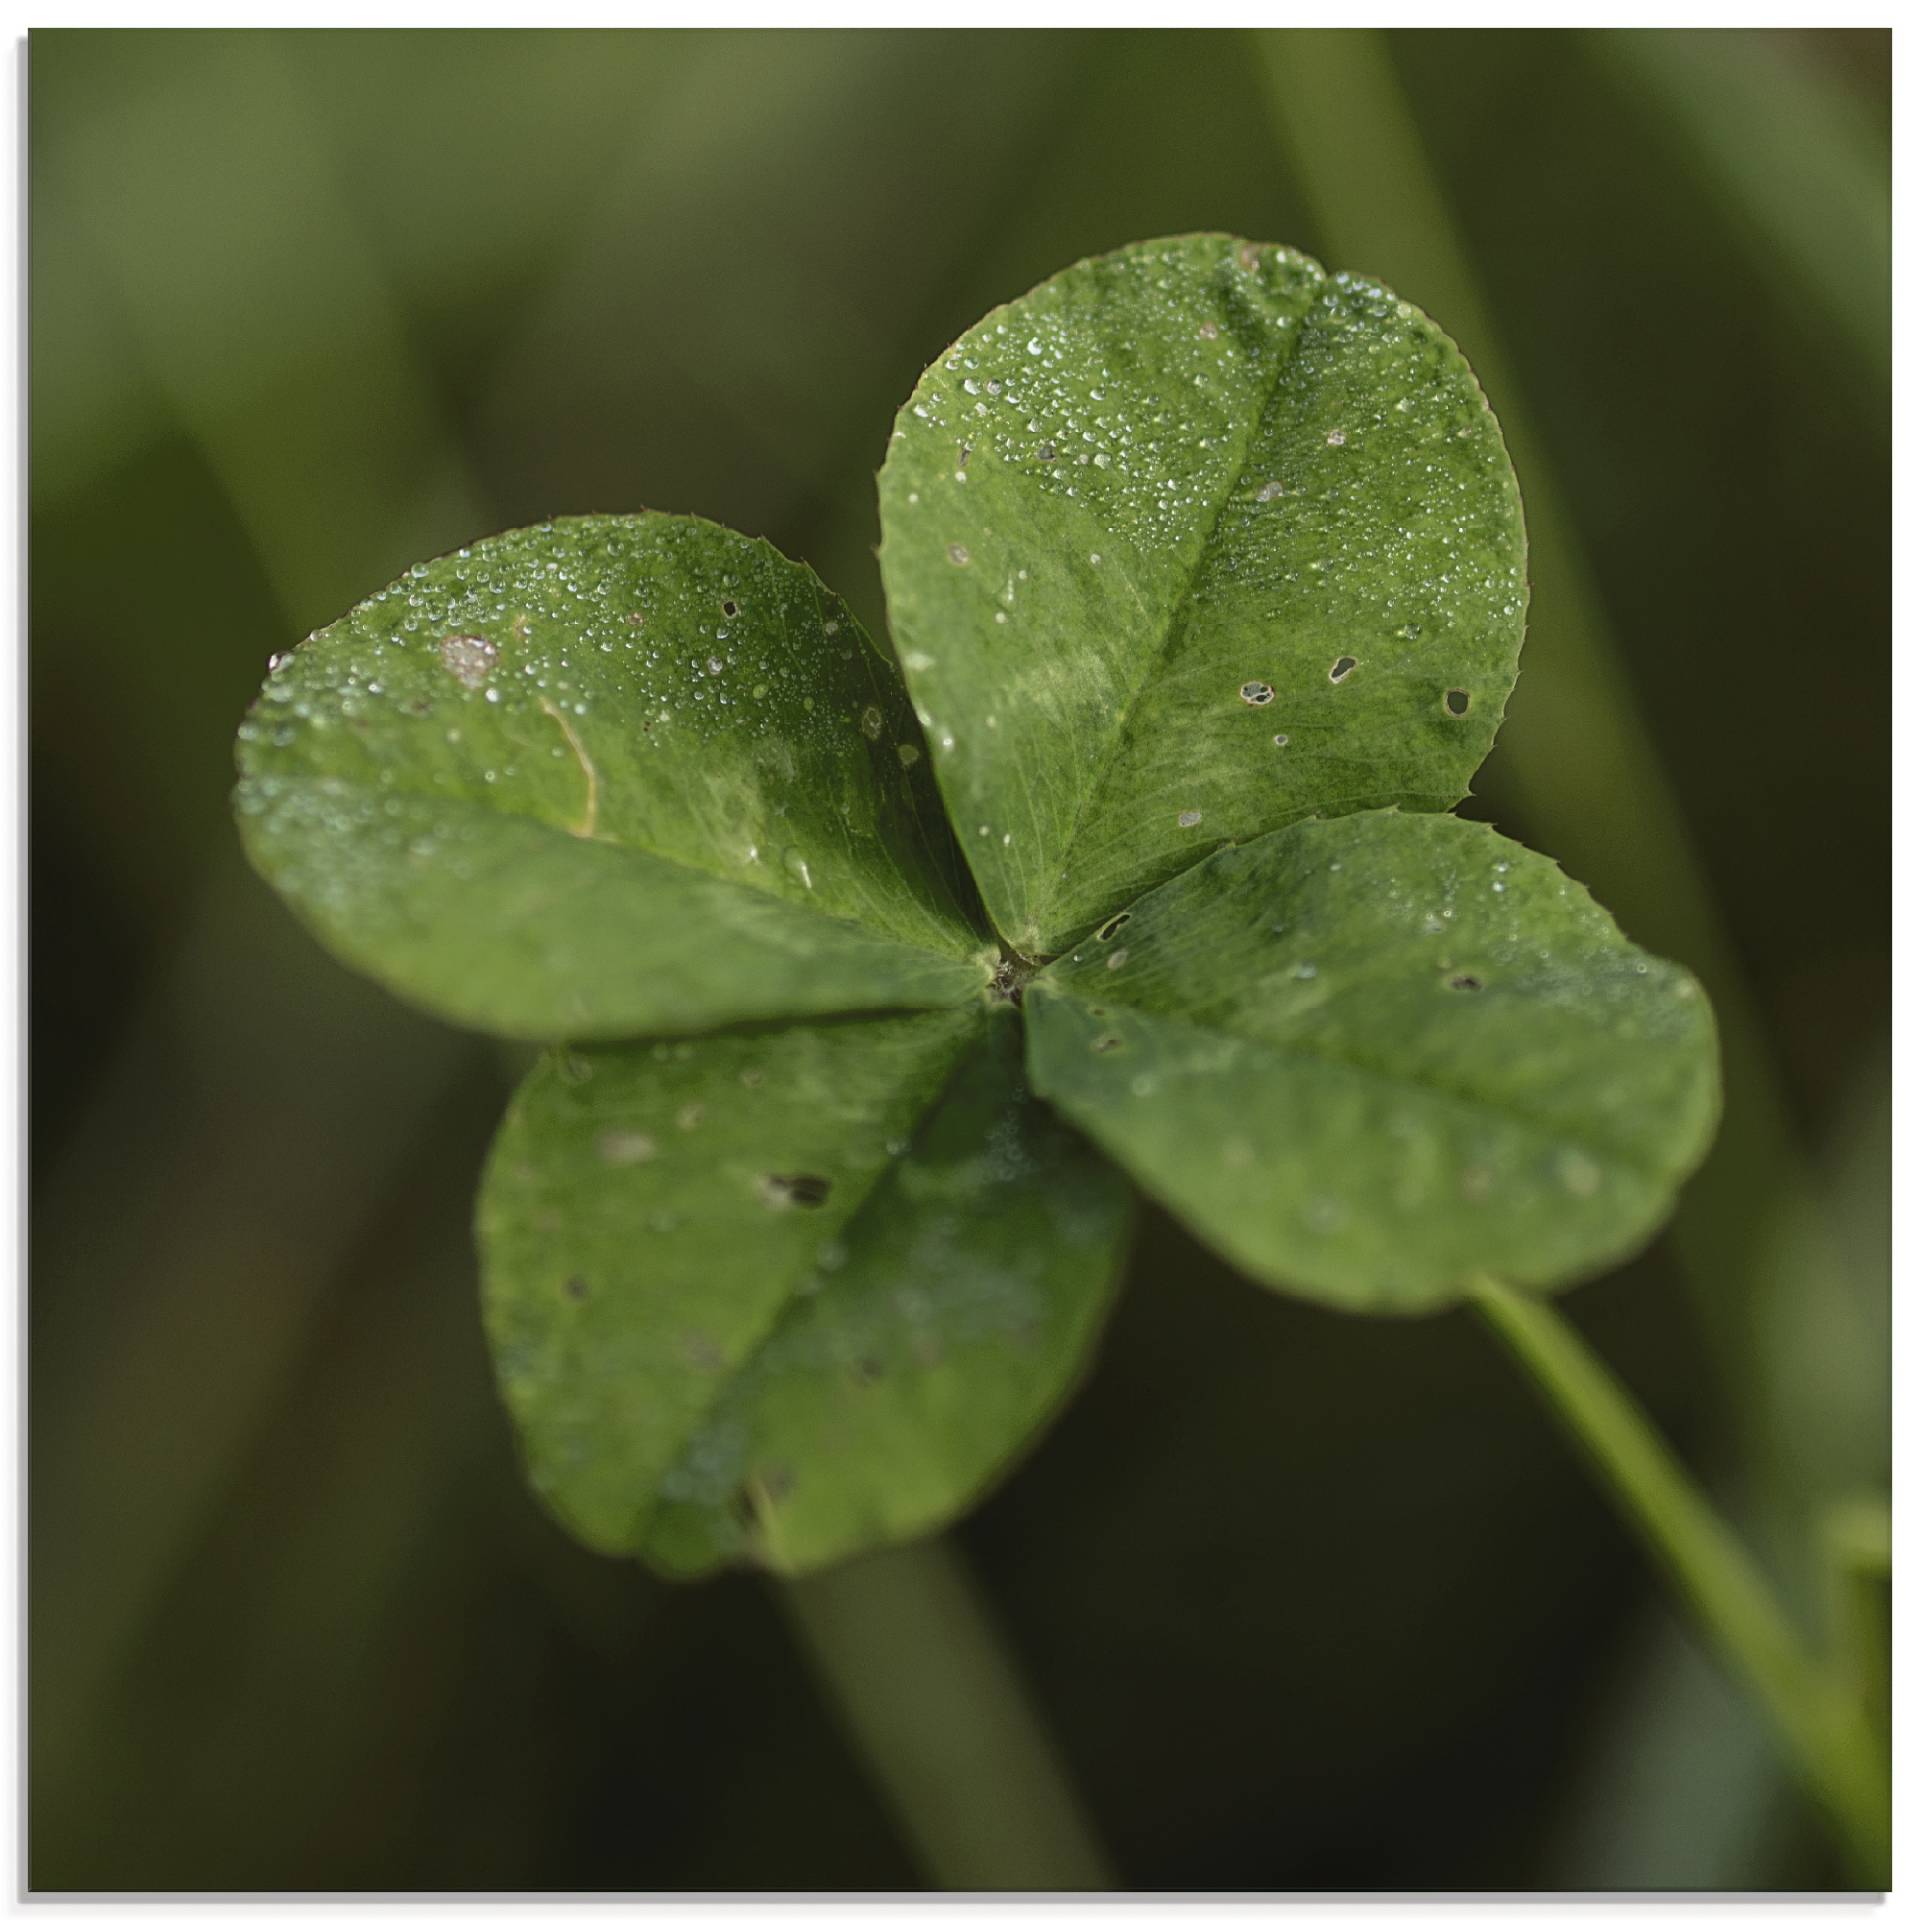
1037 989 1681 1182
1028 279 1318 945
634 1009 992 1560
248 767 985 969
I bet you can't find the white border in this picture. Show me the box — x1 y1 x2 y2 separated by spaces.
5 11 1900 1917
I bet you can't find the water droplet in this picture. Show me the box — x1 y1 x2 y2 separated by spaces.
759 1172 833 1210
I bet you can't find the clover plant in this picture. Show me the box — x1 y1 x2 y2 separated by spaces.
233 235 1884 1883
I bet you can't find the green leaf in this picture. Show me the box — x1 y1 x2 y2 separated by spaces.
877 233 1527 957
478 1006 1130 1574
235 514 991 1040
1024 810 1719 1312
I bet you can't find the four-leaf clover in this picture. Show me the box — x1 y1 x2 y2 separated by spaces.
235 234 1719 1578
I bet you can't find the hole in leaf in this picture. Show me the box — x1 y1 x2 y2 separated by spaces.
1329 656 1357 683
1445 688 1471 716
1177 809 1203 828
947 543 971 566
1450 974 1483 992
1239 680 1275 707
760 1172 833 1210
1096 912 1131 941
722 599 738 616
1092 1034 1123 1054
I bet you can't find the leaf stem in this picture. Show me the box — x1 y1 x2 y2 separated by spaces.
1472 1279 1889 1885
1820 1496 1892 1718
775 1534 1117 1890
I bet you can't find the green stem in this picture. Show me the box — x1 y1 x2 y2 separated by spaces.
1820 1497 1892 1721
1473 1279 1888 1884
776 1534 1117 1891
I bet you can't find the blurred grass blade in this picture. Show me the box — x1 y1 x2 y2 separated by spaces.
33 32 500 1842
1588 29 1889 399
1820 1497 1890 1716
30 851 481 1825
1251 27 1831 1412
1550 1615 1792 1890
1473 1280 1888 1886
39 33 487 617
780 1536 1117 1890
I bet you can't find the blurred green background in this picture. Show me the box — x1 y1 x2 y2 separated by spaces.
29 27 1889 1892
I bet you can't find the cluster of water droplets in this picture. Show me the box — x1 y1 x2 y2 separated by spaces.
883 241 1532 937
236 517 967 947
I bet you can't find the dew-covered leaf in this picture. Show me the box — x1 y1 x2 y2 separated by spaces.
479 1007 1130 1575
877 233 1527 956
236 514 990 1040
1025 811 1719 1313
